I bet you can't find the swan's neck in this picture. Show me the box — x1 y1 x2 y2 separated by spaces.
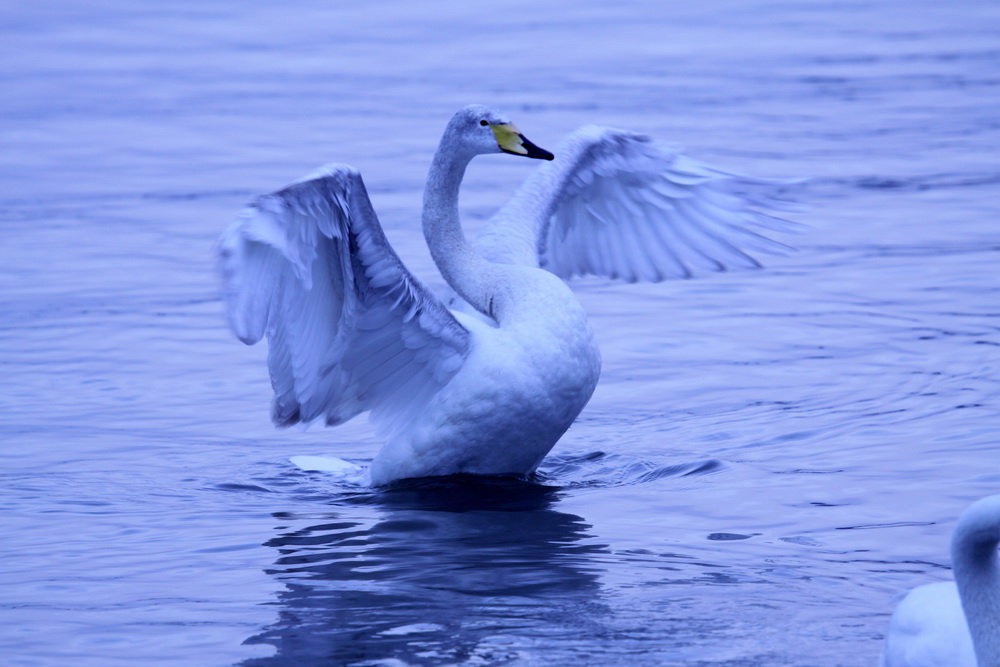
422 142 502 319
951 496 1000 666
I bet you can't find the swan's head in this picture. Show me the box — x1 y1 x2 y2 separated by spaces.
447 104 554 161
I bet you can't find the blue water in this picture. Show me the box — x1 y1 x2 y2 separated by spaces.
2 1 999 665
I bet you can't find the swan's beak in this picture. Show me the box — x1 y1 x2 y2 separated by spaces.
491 123 554 161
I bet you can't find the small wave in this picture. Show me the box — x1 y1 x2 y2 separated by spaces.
806 171 1000 194
212 482 273 494
539 451 726 489
707 532 758 541
835 521 936 531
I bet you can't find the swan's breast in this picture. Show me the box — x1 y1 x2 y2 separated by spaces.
369 271 600 484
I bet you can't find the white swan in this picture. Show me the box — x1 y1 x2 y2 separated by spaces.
218 104 795 485
880 494 1000 666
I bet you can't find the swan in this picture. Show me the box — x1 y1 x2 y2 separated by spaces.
218 104 796 485
880 494 1000 666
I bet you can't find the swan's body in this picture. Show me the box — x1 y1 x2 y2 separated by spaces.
219 105 795 485
881 494 1000 666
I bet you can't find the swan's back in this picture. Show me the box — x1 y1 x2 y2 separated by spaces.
881 581 976 667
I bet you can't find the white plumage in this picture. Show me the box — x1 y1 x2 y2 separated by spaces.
477 124 796 281
881 494 1000 667
218 104 795 485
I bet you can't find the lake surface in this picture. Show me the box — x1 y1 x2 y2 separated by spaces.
2 1 999 665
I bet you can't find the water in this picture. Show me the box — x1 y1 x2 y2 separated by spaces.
2 0 999 664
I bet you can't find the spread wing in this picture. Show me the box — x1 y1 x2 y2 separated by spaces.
218 164 470 437
476 125 801 281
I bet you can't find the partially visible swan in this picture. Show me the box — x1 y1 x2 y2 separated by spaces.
880 494 1000 666
218 104 796 485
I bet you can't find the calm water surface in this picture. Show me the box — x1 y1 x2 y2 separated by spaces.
2 1 999 665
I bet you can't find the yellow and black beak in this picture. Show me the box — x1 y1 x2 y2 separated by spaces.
490 123 554 161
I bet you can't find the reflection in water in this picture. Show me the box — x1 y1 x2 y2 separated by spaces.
242 477 610 666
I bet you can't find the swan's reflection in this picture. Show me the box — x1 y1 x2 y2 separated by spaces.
242 476 610 665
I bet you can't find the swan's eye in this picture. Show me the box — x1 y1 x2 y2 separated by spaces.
480 120 489 126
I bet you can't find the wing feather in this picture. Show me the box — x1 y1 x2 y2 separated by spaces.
218 164 470 434
478 124 801 282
